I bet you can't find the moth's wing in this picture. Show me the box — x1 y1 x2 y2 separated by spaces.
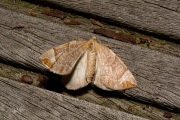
39 40 88 75
94 44 137 91
61 51 90 90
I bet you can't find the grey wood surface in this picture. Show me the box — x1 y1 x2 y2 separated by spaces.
0 7 180 113
1 63 180 120
26 0 180 43
0 76 147 120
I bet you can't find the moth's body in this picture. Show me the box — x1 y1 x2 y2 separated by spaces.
86 38 97 83
40 37 137 90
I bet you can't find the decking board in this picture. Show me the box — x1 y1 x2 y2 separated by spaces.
25 0 180 43
0 77 147 120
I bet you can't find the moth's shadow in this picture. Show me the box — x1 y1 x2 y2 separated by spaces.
43 73 64 92
44 72 125 98
92 85 126 98
44 72 90 96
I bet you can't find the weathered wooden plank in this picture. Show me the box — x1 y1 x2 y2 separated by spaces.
0 77 147 120
0 7 180 113
1 62 179 120
1 0 180 58
25 0 180 43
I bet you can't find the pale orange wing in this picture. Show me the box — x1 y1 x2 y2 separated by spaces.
94 43 137 91
39 40 88 75
61 51 90 90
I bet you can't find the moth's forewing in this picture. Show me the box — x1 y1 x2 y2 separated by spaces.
39 40 88 75
94 43 137 91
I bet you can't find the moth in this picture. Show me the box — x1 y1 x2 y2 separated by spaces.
39 37 137 90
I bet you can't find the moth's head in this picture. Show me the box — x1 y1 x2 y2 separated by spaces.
89 36 97 42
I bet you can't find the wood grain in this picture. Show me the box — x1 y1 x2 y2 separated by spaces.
143 0 179 11
0 7 180 113
0 76 147 120
25 0 180 43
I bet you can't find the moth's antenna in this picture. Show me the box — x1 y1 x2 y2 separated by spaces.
29 5 39 16
96 36 121 49
66 33 94 41
96 37 101 44
65 34 84 40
